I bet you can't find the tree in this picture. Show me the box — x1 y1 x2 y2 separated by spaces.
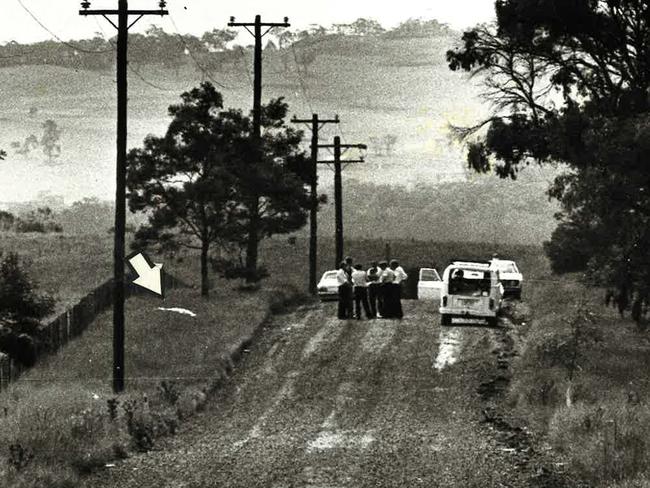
127 84 240 297
201 28 236 52
0 252 54 366
0 211 15 231
387 18 450 38
40 120 61 165
447 0 650 318
127 82 310 294
293 46 318 77
383 134 398 155
224 95 311 282
13 135 39 157
349 18 385 36
0 252 54 320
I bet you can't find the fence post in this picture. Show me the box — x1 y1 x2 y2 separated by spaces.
0 353 9 392
66 310 71 342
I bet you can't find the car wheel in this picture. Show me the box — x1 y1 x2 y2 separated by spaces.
487 316 498 327
515 289 522 300
441 314 451 326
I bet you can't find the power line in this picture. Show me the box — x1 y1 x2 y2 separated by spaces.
17 0 113 54
168 15 234 90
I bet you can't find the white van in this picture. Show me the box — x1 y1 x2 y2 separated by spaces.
489 258 523 299
439 261 503 326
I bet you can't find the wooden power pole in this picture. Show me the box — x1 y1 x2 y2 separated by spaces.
291 114 339 294
228 15 290 278
80 0 168 394
318 136 367 268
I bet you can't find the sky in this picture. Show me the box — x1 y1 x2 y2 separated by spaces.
4 0 496 44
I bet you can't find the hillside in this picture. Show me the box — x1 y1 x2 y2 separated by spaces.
0 32 558 244
0 33 484 200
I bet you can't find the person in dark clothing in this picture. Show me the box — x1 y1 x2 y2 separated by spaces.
336 261 353 319
366 261 380 319
379 261 395 318
390 259 407 319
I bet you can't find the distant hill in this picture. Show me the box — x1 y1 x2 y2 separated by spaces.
0 27 558 243
0 29 484 200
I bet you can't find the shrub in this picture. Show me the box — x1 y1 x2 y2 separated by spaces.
1 464 78 488
548 402 650 485
0 253 54 366
122 399 154 452
269 285 312 315
0 253 55 319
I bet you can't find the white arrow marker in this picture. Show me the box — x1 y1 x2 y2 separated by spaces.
128 253 163 296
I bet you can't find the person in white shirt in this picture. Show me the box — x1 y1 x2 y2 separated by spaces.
351 264 372 319
336 261 353 319
366 261 381 319
390 259 407 319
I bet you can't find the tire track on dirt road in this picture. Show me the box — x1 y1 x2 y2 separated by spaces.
83 302 528 488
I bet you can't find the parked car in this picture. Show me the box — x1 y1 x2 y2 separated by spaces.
439 260 503 326
489 258 523 299
317 270 339 301
417 267 443 301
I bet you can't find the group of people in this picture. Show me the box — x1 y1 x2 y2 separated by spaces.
336 256 408 320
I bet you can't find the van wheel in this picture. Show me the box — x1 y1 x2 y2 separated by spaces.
487 317 498 327
441 314 451 326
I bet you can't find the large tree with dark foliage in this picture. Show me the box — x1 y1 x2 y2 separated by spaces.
127 82 310 295
447 0 650 319
0 252 55 366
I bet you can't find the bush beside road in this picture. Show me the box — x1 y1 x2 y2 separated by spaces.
501 260 650 487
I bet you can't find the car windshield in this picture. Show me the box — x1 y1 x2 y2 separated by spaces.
498 263 518 273
324 271 337 279
449 269 492 296
420 269 439 281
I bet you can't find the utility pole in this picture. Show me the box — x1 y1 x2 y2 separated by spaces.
317 136 367 268
80 0 168 394
228 15 290 278
291 114 339 295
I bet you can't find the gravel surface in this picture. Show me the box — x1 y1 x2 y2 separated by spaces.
84 301 529 487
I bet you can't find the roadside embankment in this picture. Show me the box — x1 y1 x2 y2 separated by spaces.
488 269 650 488
0 282 310 488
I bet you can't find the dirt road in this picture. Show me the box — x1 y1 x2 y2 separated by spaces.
85 300 527 487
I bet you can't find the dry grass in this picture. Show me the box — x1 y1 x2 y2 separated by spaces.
502 245 650 486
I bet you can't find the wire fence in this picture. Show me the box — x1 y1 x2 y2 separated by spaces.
0 273 187 393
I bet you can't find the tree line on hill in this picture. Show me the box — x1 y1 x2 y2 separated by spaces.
447 0 650 324
0 18 451 73
0 207 62 233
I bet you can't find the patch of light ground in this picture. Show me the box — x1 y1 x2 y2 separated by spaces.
156 307 197 317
